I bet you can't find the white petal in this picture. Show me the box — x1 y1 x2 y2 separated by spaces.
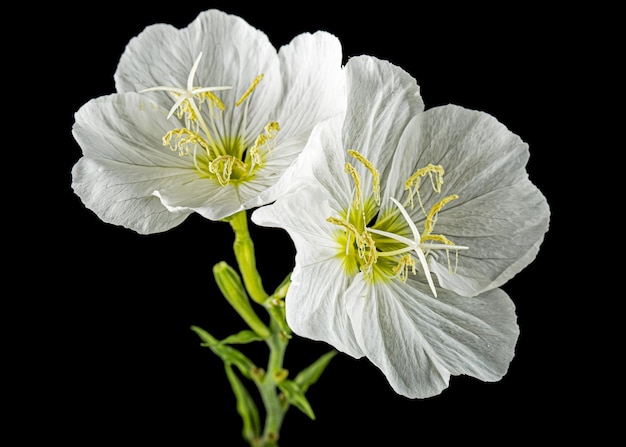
254 183 364 358
71 158 189 234
286 261 365 359
275 31 346 141
72 93 188 167
250 115 351 209
342 56 424 188
114 9 281 124
390 105 550 296
429 181 550 295
153 179 244 221
71 93 196 234
347 279 519 398
252 183 341 258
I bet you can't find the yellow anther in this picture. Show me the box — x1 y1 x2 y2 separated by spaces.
236 74 264 107
209 155 247 186
344 163 362 209
327 216 361 241
404 164 445 212
163 128 210 156
249 121 281 168
423 194 458 237
420 234 455 245
348 150 381 205
169 95 199 123
199 90 226 111
392 254 417 282
359 230 378 275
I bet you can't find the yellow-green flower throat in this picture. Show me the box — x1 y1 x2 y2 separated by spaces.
141 52 280 186
328 150 469 297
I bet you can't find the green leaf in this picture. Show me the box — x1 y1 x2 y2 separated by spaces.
221 329 264 345
294 350 337 393
278 379 316 420
224 363 261 443
190 326 256 379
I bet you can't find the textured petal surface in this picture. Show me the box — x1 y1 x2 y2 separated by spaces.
342 56 424 181
347 280 519 398
274 31 345 140
71 93 195 233
114 8 282 137
254 183 364 358
388 105 550 295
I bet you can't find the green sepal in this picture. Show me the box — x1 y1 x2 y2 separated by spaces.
224 363 261 443
221 329 264 345
271 273 291 300
277 379 316 420
294 350 337 394
213 261 271 339
191 325 256 379
266 303 292 339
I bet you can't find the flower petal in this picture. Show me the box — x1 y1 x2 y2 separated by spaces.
390 105 550 295
347 279 519 398
71 93 195 233
275 31 346 141
342 56 424 183
114 9 282 126
250 114 351 209
71 158 189 234
253 183 364 358
288 261 365 359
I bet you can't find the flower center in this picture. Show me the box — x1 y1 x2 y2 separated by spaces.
327 150 468 297
141 52 280 186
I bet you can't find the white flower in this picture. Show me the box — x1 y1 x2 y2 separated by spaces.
252 56 550 398
71 9 345 234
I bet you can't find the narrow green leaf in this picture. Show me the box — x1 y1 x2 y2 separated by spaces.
294 350 337 393
224 363 261 443
191 326 256 379
278 379 316 420
221 329 264 345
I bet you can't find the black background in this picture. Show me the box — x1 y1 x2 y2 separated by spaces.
16 2 611 445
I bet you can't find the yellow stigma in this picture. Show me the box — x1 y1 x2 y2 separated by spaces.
327 150 469 296
140 54 280 186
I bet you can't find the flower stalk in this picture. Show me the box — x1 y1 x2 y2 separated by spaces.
193 210 334 447
228 211 269 304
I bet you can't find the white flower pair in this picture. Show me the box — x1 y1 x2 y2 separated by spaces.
72 9 550 398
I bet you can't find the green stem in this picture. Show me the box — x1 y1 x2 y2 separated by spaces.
229 211 268 304
255 319 289 446
228 210 289 446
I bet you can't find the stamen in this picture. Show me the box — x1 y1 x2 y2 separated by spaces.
327 217 377 277
422 194 459 237
348 150 381 205
209 155 247 186
248 121 280 171
393 254 417 282
344 163 362 209
404 164 445 212
162 128 211 157
236 74 264 107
